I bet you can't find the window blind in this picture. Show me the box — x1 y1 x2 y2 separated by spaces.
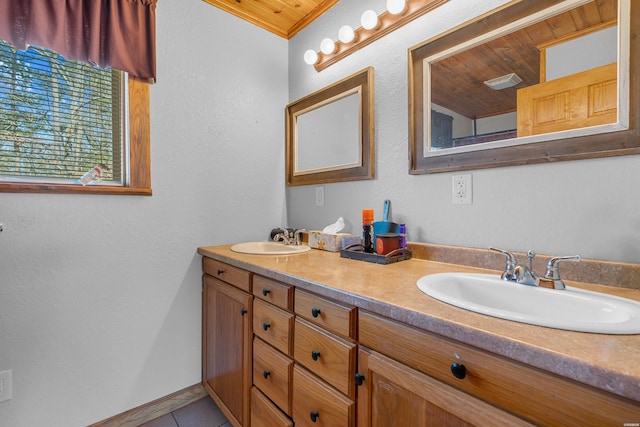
0 40 124 184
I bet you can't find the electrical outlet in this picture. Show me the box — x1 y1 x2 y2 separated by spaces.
315 186 325 206
0 370 12 403
452 174 472 204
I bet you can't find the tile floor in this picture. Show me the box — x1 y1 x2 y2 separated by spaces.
138 396 230 427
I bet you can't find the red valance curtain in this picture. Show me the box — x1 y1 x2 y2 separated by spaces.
0 0 157 81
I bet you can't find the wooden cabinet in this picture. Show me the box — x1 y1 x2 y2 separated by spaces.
292 364 355 427
293 290 357 426
251 387 293 427
253 298 294 356
358 310 640 426
202 262 252 427
253 337 293 415
357 347 532 427
250 275 296 425
294 317 357 398
295 289 357 339
202 255 640 427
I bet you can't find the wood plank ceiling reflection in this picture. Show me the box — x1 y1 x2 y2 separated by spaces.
431 0 617 120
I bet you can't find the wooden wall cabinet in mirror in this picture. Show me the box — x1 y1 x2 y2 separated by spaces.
409 0 639 174
286 67 374 186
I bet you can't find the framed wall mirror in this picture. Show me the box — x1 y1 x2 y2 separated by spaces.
409 0 639 174
286 67 374 186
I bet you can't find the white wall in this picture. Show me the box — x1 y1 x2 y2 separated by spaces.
287 0 640 264
0 1 288 426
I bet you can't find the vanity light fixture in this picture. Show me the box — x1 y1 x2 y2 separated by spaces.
320 37 336 54
338 25 356 43
304 0 450 72
361 10 379 30
484 73 523 90
387 0 407 15
304 49 319 65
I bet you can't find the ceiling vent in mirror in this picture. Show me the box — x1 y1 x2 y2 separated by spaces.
484 73 523 90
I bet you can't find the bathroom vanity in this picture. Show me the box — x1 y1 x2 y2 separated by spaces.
198 244 640 426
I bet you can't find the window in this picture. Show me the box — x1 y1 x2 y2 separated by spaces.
0 41 151 195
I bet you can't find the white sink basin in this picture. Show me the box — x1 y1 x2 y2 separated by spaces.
417 273 640 334
230 241 311 255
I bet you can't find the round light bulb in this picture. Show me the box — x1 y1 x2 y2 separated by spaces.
338 25 355 43
386 0 406 15
320 38 336 55
304 49 318 65
361 10 379 30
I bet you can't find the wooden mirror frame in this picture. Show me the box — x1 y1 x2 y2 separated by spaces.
409 0 639 174
286 67 374 186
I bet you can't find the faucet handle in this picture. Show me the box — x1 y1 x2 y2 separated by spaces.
489 247 518 281
293 229 306 246
544 255 581 289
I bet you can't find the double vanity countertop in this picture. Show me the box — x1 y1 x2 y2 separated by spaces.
197 244 640 403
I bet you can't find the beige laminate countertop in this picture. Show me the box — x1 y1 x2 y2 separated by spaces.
197 244 640 403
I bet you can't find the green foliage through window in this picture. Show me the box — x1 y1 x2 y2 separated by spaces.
0 40 124 184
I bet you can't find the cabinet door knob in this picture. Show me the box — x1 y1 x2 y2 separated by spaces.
262 288 271 296
451 362 467 379
240 309 248 316
311 307 322 318
216 269 224 275
262 322 271 331
263 370 271 379
310 411 320 422
311 351 321 361
354 373 365 386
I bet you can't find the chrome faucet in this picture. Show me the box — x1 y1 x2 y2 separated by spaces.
544 255 581 289
273 228 306 246
489 247 580 289
273 229 293 245
489 247 518 281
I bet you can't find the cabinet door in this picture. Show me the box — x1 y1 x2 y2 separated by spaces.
357 347 533 427
203 275 252 427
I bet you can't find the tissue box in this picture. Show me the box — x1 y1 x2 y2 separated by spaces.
307 231 353 252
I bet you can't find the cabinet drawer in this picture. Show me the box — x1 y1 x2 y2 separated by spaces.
359 310 640 426
294 318 356 398
203 257 251 292
253 337 293 416
292 365 354 427
251 386 293 427
253 299 294 356
253 275 293 310
295 289 356 338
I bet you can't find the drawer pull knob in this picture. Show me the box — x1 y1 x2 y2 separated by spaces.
310 411 320 422
311 351 321 361
240 309 248 316
263 370 271 379
451 362 467 379
354 373 365 386
216 269 224 275
311 307 322 318
262 322 271 331
262 288 271 296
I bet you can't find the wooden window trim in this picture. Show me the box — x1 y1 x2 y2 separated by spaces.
0 75 152 196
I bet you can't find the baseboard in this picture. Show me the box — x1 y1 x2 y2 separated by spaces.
88 383 207 427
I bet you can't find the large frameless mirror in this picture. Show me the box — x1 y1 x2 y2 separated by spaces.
409 0 639 173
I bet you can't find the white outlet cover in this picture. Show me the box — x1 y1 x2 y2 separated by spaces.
452 174 472 204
